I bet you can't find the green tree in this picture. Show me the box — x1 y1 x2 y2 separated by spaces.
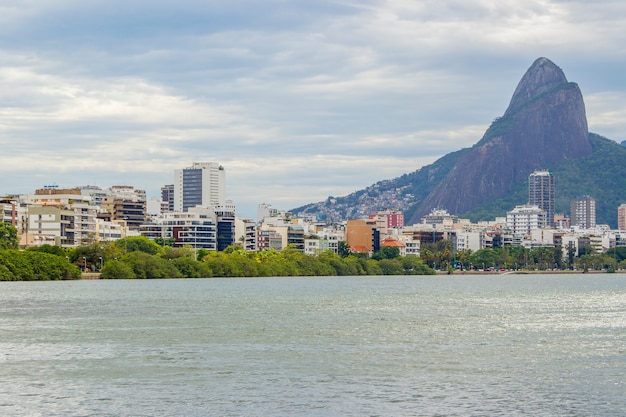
22 251 81 280
0 223 18 250
566 243 577 270
0 249 80 280
337 241 351 258
454 249 472 270
154 237 176 247
26 244 67 257
196 248 210 261
606 247 626 263
530 247 557 270
508 245 530 269
469 248 498 270
421 240 453 269
161 246 196 260
121 251 181 278
170 257 213 278
100 260 136 279
401 255 435 275
378 258 403 275
114 236 163 255
372 246 400 260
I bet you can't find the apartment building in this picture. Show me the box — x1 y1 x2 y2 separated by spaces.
174 162 225 212
571 196 596 229
506 205 547 236
140 209 218 251
618 204 626 231
528 170 555 227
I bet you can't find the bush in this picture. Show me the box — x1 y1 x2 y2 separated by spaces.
122 251 182 279
101 260 136 279
0 250 80 280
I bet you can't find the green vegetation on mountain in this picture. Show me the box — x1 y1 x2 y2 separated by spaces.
460 133 626 224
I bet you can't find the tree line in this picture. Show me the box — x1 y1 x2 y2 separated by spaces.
0 223 433 280
2 221 624 281
421 240 626 272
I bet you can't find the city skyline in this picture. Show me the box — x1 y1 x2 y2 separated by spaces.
1 1 626 219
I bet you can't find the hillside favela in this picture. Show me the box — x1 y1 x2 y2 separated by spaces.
2 58 626 278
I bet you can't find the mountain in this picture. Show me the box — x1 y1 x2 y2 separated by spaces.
292 58 626 228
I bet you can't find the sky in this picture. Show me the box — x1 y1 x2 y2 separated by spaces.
1 0 626 219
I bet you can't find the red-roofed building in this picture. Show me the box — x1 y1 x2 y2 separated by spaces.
380 237 406 256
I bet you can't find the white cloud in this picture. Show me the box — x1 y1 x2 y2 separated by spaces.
1 0 626 219
585 92 626 140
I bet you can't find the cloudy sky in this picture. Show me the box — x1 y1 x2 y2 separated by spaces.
1 0 626 218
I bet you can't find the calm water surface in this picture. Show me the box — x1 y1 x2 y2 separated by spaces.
1 274 625 416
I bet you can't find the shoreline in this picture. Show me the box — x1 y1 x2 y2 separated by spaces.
438 269 625 275
76 270 625 279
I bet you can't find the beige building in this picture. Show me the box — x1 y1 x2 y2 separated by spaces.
618 204 626 231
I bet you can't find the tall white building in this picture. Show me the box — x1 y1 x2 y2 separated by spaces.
528 170 555 227
174 162 226 212
506 205 547 236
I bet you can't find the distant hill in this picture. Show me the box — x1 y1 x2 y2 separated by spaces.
292 58 626 228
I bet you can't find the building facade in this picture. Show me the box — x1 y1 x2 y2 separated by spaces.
100 195 146 231
140 210 218 251
161 184 175 213
346 219 380 253
570 196 596 229
618 204 626 231
528 170 555 227
235 218 257 251
0 199 18 225
506 205 547 236
174 162 225 212
369 209 404 229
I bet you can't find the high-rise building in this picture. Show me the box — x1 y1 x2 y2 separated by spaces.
174 162 225 212
618 204 626 231
528 170 555 227
161 184 175 213
570 196 596 229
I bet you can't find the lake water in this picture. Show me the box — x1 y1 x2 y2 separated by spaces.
1 274 625 416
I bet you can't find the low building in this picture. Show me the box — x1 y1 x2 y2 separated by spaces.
235 218 257 251
140 209 218 251
380 237 406 256
0 199 18 225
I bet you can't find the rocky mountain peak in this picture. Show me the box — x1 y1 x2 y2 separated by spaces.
409 57 591 222
505 57 569 115
293 57 618 225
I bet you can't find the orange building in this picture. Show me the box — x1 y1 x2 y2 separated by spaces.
346 219 380 253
